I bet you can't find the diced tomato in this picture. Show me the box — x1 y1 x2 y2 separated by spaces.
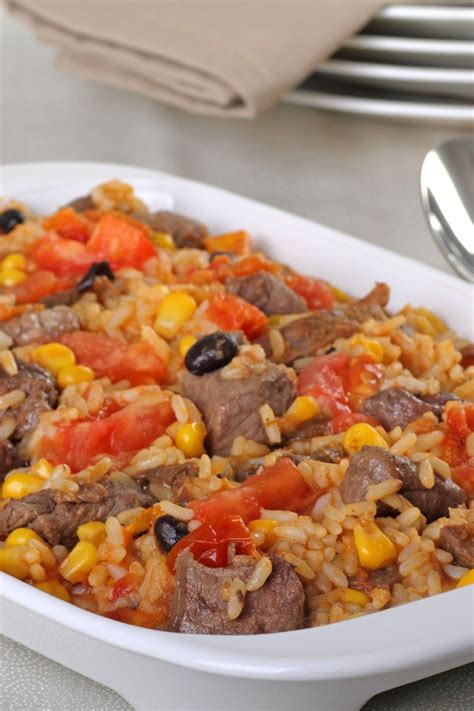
31 234 94 275
109 573 139 603
446 404 474 439
223 256 278 280
87 214 155 269
203 230 251 256
207 293 267 340
38 398 175 471
43 208 93 243
285 274 335 310
453 465 474 497
297 352 381 432
190 458 322 524
8 270 74 304
167 515 254 571
60 331 167 385
439 404 474 471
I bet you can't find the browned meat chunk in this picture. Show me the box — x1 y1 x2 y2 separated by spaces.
460 343 474 369
0 440 23 481
181 362 296 455
258 310 358 364
0 305 81 346
344 283 389 323
144 211 208 249
283 412 332 441
439 524 474 568
170 552 305 634
362 388 432 430
341 446 466 522
350 564 401 593
422 391 461 419
227 272 308 316
41 288 80 308
136 462 198 503
0 360 58 440
65 195 94 212
0 480 154 547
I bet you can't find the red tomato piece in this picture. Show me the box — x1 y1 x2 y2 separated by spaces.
39 398 175 471
286 274 335 310
7 270 74 305
43 208 93 243
87 214 155 269
225 256 278 279
190 458 322 524
31 234 94 275
109 573 139 603
166 515 254 571
60 332 167 385
207 293 268 340
453 465 474 497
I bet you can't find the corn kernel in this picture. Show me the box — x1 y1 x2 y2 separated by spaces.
286 396 320 423
149 231 175 250
2 473 44 499
59 541 98 583
329 284 349 302
57 364 94 388
30 458 54 480
343 423 388 455
32 343 76 375
35 579 71 602
5 528 44 547
179 335 197 359
176 422 206 458
354 521 397 570
342 588 370 606
248 519 277 550
2 253 27 271
349 334 384 363
456 569 474 588
0 545 29 579
0 269 27 287
154 293 197 339
77 521 107 547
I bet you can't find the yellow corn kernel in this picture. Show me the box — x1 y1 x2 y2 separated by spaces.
2 253 27 271
179 335 197 359
0 545 29 579
59 541 98 584
35 579 71 602
354 521 397 570
456 569 474 588
0 268 27 287
248 519 277 550
329 284 349 302
32 343 76 375
57 364 94 388
5 528 44 547
343 423 388 455
2 473 43 500
149 231 176 250
286 396 320 423
77 521 107 547
342 588 370 606
30 458 54 480
349 334 384 363
176 422 206 458
154 293 197 339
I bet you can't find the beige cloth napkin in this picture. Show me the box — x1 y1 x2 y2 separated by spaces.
7 0 386 118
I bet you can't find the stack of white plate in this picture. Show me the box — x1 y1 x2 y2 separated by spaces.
286 4 474 126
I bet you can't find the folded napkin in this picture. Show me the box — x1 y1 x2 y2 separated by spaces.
7 0 385 118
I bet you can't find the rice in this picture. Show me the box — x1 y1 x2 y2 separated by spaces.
246 557 272 592
159 500 194 522
0 389 25 410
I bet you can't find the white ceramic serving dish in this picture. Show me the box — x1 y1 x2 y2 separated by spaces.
0 161 473 711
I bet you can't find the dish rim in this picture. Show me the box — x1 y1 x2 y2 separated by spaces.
1 160 472 682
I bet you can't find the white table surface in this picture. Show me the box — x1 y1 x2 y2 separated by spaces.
1 7 473 711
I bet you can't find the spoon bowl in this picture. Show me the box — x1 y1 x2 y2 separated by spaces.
420 136 474 281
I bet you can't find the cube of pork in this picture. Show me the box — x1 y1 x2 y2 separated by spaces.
180 362 296 455
439 524 474 568
170 552 305 634
227 272 308 316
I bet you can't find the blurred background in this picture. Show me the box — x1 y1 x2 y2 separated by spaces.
1 2 473 709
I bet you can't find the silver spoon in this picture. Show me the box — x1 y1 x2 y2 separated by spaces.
420 136 474 282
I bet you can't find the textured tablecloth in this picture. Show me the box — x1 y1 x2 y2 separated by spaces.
1 7 473 711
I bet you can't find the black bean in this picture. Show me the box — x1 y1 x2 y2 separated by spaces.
0 209 24 234
153 515 188 553
76 261 115 292
184 331 239 376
